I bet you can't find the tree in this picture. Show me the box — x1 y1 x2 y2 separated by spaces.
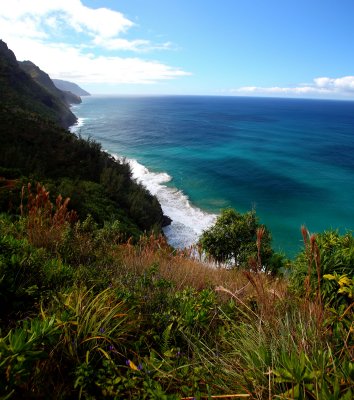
199 208 274 270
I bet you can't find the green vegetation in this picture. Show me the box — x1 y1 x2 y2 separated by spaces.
0 38 165 236
199 208 282 274
19 60 82 106
0 41 77 128
0 39 353 398
0 187 352 399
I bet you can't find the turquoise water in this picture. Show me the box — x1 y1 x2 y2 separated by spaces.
71 95 354 257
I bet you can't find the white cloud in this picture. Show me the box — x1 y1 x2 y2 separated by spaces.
314 76 354 92
7 37 189 84
0 0 190 86
1 0 133 40
232 76 354 98
92 37 173 52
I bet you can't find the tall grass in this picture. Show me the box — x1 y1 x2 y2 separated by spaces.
1 185 353 398
114 233 253 293
54 287 131 361
189 229 353 400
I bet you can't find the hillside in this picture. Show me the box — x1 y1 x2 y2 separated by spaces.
0 41 77 128
53 78 90 96
0 40 165 234
0 40 352 400
20 61 82 105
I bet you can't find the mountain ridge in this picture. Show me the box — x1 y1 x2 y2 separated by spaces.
0 40 77 128
19 61 82 106
0 39 166 234
53 79 90 97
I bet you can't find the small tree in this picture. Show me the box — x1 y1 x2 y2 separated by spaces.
199 208 274 269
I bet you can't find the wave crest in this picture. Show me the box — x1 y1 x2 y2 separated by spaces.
113 155 216 249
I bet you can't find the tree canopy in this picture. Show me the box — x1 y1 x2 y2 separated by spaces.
199 208 275 270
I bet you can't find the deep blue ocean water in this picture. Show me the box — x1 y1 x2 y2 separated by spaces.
71 95 354 257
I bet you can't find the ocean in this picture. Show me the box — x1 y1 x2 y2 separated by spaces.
70 95 354 257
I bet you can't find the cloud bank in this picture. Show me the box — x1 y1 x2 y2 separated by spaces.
232 76 354 98
0 0 190 85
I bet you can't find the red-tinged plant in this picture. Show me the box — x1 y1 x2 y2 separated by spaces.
20 182 77 250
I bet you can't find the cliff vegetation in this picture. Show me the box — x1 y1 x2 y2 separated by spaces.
0 41 353 399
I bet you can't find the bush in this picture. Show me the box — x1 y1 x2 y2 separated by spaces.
290 229 354 297
0 316 59 399
199 208 276 271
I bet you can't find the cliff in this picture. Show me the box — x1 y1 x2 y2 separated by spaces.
52 79 90 96
0 40 77 128
19 61 82 105
0 40 165 234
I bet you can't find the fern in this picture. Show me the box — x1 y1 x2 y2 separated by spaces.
161 322 173 355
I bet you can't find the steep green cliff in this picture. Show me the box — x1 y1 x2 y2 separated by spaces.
19 61 82 105
0 40 165 235
0 41 77 128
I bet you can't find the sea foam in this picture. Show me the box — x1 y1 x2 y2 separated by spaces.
70 117 217 249
113 156 217 249
69 117 86 133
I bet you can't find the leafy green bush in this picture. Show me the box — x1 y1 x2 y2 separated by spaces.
0 316 59 398
54 287 131 363
199 208 277 271
290 229 354 297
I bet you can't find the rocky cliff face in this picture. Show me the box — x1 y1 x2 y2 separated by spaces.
0 40 77 128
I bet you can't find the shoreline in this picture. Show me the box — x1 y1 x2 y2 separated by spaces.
123 156 217 249
70 118 217 249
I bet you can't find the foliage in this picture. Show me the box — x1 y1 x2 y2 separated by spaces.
0 40 76 128
0 316 59 399
156 288 219 347
54 287 131 363
1 205 354 398
21 182 77 249
0 34 164 236
283 229 354 399
1 39 354 397
290 228 354 297
199 208 277 271
0 233 47 320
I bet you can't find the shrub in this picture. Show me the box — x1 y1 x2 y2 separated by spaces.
199 208 276 272
21 183 76 249
0 316 59 398
290 228 354 297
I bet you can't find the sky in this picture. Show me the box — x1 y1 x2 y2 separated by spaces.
2 0 354 98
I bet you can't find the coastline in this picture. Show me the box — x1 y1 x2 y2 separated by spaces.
123 157 217 249
70 117 217 249
69 95 354 258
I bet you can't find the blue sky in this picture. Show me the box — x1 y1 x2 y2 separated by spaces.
2 0 354 98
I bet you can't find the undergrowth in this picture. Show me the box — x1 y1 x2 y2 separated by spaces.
0 185 353 399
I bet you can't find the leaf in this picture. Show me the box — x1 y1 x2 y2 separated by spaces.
280 383 300 399
340 388 353 400
338 287 350 295
323 274 336 281
338 276 352 287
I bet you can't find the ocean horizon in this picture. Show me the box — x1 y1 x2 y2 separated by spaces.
70 95 354 257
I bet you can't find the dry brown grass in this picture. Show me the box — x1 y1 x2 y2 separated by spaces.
113 234 246 290
110 233 289 309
